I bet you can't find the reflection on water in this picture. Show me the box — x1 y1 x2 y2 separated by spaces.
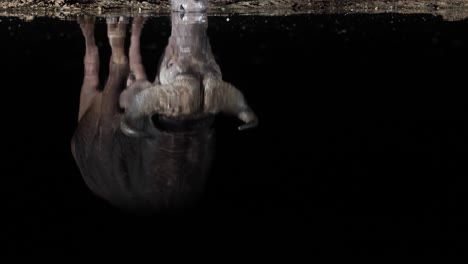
70 11 257 212
5 10 468 254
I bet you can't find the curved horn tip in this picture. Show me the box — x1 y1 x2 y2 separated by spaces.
238 120 258 131
120 120 144 137
237 110 258 131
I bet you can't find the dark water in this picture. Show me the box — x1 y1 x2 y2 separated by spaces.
3 13 468 256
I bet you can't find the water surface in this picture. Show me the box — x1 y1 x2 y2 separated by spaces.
3 13 468 255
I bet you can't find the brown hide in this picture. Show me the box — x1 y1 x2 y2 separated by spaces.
71 16 214 211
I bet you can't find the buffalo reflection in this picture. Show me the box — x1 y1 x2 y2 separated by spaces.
71 13 257 212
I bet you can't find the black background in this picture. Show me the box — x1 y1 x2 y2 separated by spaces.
2 13 468 256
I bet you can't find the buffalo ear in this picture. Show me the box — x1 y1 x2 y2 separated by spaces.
119 79 152 109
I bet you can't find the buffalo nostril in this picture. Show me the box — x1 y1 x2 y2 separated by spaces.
180 4 185 11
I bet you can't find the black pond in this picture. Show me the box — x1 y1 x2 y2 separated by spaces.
3 13 468 255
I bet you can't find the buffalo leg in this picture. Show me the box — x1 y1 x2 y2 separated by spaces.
119 16 152 110
129 16 147 82
101 17 130 117
78 16 100 121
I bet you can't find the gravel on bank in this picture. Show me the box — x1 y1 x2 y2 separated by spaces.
2 0 468 21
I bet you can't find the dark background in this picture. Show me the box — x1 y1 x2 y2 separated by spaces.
2 13 468 256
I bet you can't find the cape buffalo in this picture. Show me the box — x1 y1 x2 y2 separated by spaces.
71 12 257 212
